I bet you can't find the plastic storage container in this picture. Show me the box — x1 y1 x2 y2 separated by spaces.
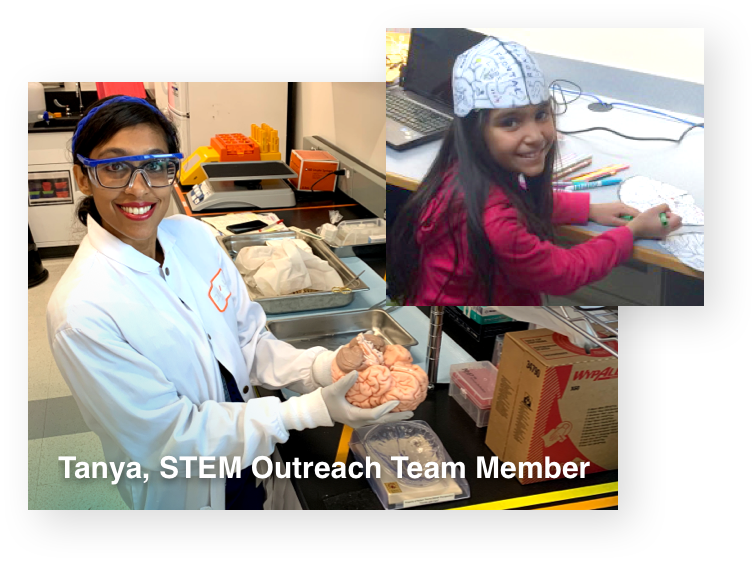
491 333 506 367
333 218 385 246
449 361 499 428
349 420 470 509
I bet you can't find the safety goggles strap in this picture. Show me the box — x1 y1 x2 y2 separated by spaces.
77 153 183 167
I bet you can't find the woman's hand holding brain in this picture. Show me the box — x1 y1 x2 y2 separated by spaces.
330 333 428 412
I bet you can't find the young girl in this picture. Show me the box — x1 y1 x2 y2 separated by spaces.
388 37 681 305
46 96 409 509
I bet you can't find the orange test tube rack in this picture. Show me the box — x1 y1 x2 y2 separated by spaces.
210 133 261 162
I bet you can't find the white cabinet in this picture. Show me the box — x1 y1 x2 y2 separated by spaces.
28 132 87 248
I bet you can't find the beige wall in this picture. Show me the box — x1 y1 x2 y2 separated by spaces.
294 83 386 173
388 28 704 83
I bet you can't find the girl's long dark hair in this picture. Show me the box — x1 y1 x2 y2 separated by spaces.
387 104 558 303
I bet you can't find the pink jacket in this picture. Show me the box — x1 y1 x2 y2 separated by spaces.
410 173 635 305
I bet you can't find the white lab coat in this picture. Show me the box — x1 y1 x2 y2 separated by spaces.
46 215 332 509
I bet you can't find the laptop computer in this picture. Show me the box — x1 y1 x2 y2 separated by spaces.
386 28 485 151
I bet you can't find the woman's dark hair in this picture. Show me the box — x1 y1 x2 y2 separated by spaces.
387 101 558 303
72 96 180 226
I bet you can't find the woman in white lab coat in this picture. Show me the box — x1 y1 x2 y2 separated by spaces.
46 95 410 510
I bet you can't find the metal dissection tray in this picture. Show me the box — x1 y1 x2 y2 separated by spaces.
217 231 370 314
326 241 386 259
266 310 418 351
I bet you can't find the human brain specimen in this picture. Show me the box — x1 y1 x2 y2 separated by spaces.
331 333 428 412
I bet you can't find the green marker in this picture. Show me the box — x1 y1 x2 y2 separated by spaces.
621 213 669 225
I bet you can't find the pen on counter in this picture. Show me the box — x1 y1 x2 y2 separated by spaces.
553 177 620 188
289 226 324 240
570 164 629 182
564 178 623 191
570 165 622 182
257 220 284 233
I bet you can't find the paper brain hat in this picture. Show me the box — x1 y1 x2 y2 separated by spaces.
452 36 548 118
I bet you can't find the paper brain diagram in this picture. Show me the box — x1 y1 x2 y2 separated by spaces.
618 175 704 272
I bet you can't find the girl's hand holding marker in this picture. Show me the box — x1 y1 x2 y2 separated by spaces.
620 203 681 239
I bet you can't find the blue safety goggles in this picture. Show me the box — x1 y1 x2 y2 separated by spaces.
77 153 184 189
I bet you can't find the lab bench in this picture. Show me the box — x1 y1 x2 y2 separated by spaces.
257 306 618 510
171 184 385 278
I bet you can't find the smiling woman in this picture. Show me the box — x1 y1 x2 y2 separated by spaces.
47 94 411 510
72 96 181 263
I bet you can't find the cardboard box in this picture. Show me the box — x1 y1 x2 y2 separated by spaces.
289 150 338 191
485 328 618 484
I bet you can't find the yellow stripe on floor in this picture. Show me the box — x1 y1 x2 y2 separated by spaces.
451 482 618 510
536 495 618 510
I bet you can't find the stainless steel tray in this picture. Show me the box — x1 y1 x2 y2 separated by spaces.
266 310 418 350
217 231 370 314
326 240 386 259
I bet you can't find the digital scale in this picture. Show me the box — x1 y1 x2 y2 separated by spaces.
186 161 298 212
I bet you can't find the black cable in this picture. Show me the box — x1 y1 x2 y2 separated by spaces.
550 79 587 116
557 123 703 142
307 169 345 192
549 78 704 143
292 170 347 204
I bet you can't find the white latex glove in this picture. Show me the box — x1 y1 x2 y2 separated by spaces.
321 371 414 428
312 348 339 388
312 331 379 387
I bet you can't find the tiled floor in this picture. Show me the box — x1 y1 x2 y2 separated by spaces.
28 257 128 510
